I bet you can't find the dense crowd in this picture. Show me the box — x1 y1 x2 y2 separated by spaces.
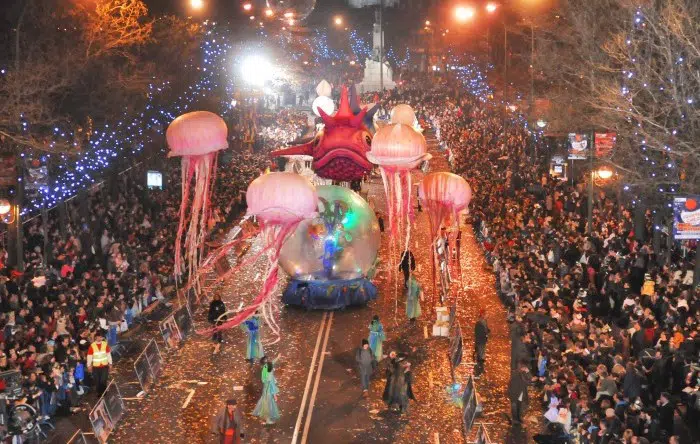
258 110 309 146
0 118 277 428
397 78 699 443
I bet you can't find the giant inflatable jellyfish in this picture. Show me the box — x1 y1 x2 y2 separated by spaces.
194 172 318 342
418 172 472 302
279 185 380 309
166 111 228 283
271 86 379 182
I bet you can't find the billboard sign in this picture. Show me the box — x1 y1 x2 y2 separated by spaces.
595 132 616 158
673 196 700 240
567 133 589 160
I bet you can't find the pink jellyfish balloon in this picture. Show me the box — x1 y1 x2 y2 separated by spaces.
166 111 228 281
201 172 318 340
368 122 431 314
368 123 431 250
418 172 472 301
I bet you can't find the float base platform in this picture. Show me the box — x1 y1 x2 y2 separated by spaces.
282 278 377 310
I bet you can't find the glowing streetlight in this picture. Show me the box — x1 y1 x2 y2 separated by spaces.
595 166 614 180
486 2 498 13
0 199 11 216
425 20 431 26
242 2 252 11
265 8 273 17
334 16 343 26
241 55 274 87
455 6 476 22
190 0 204 10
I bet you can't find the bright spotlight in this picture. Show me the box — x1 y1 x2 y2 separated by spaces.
190 0 204 10
241 55 273 87
455 6 476 22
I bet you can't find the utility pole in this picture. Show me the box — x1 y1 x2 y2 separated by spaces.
379 0 384 92
587 133 595 236
503 25 508 130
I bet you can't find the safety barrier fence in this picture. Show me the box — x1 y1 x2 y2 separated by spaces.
88 381 125 444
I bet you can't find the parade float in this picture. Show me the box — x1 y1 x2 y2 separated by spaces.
279 185 380 309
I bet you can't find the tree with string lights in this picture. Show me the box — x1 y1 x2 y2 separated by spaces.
0 0 194 154
533 0 699 195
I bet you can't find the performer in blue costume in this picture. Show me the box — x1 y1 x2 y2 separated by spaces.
252 361 280 425
406 275 423 322
241 313 264 362
368 315 386 362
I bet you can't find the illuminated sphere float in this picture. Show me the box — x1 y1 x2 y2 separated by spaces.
279 185 380 309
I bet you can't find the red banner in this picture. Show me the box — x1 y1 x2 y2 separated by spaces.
595 132 616 158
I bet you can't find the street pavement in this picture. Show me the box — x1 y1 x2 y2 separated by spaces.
61 130 532 443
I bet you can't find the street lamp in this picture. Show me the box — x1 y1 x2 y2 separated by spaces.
595 166 614 180
0 199 14 224
190 0 204 10
334 16 343 26
486 2 498 13
264 8 274 17
455 6 476 22
425 20 431 26
242 2 252 11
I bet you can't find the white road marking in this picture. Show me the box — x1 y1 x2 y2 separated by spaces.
181 389 195 409
300 311 334 444
291 312 328 444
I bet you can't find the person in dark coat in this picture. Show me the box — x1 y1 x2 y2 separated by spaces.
657 392 674 437
511 331 531 370
212 399 245 444
208 294 227 354
399 250 416 287
355 339 374 397
622 362 642 401
508 361 530 426
474 309 490 365
383 352 407 411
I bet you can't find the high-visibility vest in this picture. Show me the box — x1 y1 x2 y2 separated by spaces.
91 342 110 367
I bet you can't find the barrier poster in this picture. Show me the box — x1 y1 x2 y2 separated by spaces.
462 381 479 434
174 305 193 339
159 313 183 350
567 133 589 160
134 340 163 392
449 325 463 369
89 381 124 444
475 423 492 444
673 196 700 240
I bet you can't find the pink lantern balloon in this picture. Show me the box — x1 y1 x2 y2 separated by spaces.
198 172 318 342
418 172 472 296
166 111 228 280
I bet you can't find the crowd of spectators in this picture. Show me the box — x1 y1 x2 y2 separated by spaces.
392 77 699 443
0 118 277 430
